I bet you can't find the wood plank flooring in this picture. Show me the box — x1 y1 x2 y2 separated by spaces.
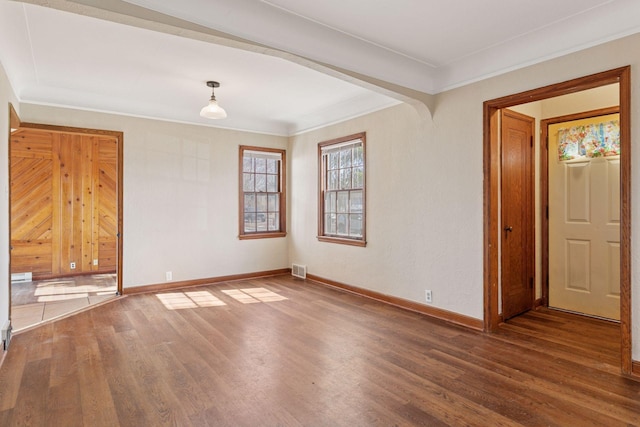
1 275 639 426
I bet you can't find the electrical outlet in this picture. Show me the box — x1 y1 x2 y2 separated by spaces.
70 262 76 270
166 271 172 281
93 259 99 266
425 290 433 304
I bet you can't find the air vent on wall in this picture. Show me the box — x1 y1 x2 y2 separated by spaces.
292 264 307 279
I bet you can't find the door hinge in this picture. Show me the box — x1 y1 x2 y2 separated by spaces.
546 205 548 219
530 135 533 147
529 277 534 289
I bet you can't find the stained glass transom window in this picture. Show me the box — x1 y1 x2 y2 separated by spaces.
557 120 620 161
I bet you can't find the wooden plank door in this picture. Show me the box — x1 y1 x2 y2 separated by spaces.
501 109 535 320
548 114 620 320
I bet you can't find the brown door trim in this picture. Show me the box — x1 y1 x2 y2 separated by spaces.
540 106 620 309
13 121 124 296
483 66 632 375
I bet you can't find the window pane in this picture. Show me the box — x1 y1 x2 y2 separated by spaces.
256 212 267 231
340 148 352 168
243 173 254 191
267 174 278 192
244 213 256 233
340 168 351 190
318 136 364 243
243 157 254 172
268 194 279 212
328 170 339 190
325 213 336 234
329 152 339 170
325 192 337 213
244 194 256 212
268 213 278 231
267 159 278 174
337 214 347 235
353 166 364 189
240 147 285 237
255 174 267 192
337 191 348 213
349 214 362 237
256 194 268 212
350 190 363 213
353 145 363 166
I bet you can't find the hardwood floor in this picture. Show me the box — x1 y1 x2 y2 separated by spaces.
0 275 638 426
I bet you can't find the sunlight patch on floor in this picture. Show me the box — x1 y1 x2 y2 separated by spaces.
222 289 261 304
156 288 288 310
241 288 288 302
37 293 90 303
157 291 227 310
34 285 116 297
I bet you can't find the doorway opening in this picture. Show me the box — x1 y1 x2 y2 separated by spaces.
8 110 123 331
542 106 620 321
483 67 632 375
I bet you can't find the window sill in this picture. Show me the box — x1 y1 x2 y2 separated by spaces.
239 232 287 240
317 236 366 247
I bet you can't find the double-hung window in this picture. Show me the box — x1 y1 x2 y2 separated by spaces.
239 146 286 239
318 132 366 246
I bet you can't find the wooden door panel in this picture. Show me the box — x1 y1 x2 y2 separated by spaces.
501 109 535 320
566 239 590 291
566 163 590 222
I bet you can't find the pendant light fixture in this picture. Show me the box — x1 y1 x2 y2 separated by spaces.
200 81 227 119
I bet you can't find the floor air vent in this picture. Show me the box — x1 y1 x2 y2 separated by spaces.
292 264 307 279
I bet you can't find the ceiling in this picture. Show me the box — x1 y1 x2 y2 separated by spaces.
1 0 639 136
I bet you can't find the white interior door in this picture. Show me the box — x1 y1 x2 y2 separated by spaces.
548 113 620 321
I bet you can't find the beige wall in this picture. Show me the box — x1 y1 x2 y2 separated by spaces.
289 103 465 311
0 61 19 334
18 104 290 288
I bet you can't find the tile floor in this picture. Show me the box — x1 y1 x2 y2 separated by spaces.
11 273 117 331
